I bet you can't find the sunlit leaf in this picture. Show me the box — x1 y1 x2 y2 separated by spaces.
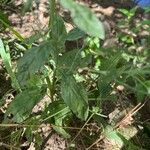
60 0 105 39
104 126 123 147
0 39 21 91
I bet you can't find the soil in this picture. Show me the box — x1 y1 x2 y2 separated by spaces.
0 0 150 150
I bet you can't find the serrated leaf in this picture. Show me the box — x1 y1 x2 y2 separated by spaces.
17 41 56 86
5 86 46 123
60 0 105 39
61 75 89 120
57 49 82 73
50 15 67 47
57 49 91 76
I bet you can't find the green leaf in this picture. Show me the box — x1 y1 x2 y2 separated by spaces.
17 41 56 86
0 39 11 69
10 129 23 145
118 8 136 19
61 75 89 120
97 52 123 99
136 80 150 102
24 31 45 45
53 103 71 138
4 86 46 123
97 52 124 83
50 15 67 47
0 39 21 91
98 79 112 99
22 0 34 14
53 119 70 138
26 74 44 88
67 27 86 41
0 11 11 26
43 101 71 138
117 133 143 150
104 126 123 147
0 12 24 41
57 49 82 73
57 49 91 76
141 20 150 26
60 0 105 39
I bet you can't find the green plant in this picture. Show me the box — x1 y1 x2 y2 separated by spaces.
0 39 21 91
1 0 105 143
0 0 150 149
9 0 104 120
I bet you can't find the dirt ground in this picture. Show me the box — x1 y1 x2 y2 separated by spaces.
0 0 150 149
0 0 137 38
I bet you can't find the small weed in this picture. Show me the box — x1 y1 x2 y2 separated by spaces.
0 0 150 149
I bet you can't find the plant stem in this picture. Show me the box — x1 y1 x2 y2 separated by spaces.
47 0 56 101
71 113 94 143
49 0 56 30
46 68 57 102
46 76 54 102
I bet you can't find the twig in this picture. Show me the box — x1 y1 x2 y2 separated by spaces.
115 102 146 129
71 113 94 143
86 136 103 150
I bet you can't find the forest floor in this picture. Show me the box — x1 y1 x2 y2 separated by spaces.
0 0 150 149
